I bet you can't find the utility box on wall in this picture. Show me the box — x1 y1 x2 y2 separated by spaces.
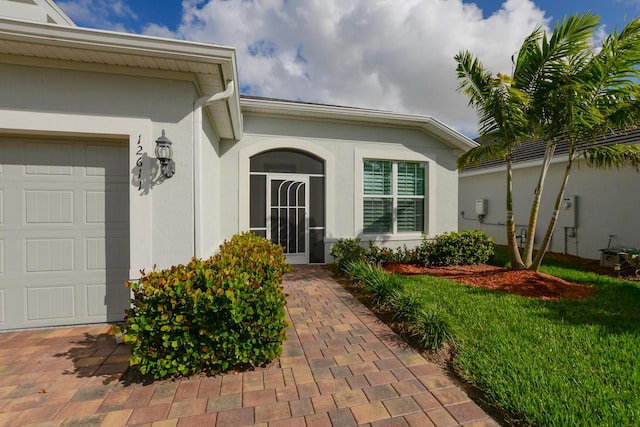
475 199 488 216
558 195 577 228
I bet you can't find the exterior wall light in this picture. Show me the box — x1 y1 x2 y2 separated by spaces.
155 129 175 178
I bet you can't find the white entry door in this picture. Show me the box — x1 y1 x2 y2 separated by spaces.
0 137 130 330
266 175 309 264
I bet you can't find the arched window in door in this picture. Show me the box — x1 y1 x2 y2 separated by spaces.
250 149 325 264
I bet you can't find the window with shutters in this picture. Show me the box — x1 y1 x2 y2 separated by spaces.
363 160 425 234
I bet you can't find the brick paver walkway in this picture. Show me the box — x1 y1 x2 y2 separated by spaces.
0 266 499 426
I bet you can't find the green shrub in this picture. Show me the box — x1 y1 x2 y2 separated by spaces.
365 243 420 266
385 290 421 321
124 232 291 379
343 259 373 282
344 259 402 305
418 230 494 266
410 309 453 350
330 238 366 272
363 245 394 265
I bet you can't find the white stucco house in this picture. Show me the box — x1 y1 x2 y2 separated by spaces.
0 0 476 330
459 128 640 263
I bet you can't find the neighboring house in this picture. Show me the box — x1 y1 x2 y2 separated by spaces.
0 0 475 330
459 128 640 262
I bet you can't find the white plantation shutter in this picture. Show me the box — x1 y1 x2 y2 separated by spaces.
363 160 393 233
397 199 424 232
364 160 392 195
397 162 425 232
363 198 392 233
397 162 425 195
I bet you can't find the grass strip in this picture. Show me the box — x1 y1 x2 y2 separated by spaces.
399 251 640 426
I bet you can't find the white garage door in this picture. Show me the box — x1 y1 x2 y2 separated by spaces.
0 137 130 330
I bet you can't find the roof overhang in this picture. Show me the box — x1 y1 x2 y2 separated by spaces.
0 16 242 140
240 97 478 152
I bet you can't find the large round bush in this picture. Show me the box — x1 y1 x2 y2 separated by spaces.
124 232 291 379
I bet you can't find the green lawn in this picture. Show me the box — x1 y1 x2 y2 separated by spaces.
399 251 640 426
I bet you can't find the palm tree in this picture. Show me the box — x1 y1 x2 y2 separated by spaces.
529 15 640 270
455 14 600 269
457 12 640 272
512 13 600 267
455 52 529 269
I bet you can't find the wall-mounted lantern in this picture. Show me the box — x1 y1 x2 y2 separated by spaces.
155 129 175 178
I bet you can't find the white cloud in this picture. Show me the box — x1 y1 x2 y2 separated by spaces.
151 0 550 136
57 0 553 135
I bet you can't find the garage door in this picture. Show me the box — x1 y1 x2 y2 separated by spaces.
0 137 130 330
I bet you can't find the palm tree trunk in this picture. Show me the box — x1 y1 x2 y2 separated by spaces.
506 158 526 269
530 155 573 271
523 143 555 267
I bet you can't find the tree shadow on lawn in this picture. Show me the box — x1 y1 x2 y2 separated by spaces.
536 279 640 334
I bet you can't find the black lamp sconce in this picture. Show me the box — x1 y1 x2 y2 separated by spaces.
155 129 175 178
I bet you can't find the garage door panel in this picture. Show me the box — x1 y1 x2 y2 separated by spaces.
26 238 74 272
24 142 74 176
87 279 130 318
87 236 129 270
86 145 129 178
106 189 129 223
85 189 129 224
106 276 132 320
26 286 75 321
25 190 74 224
1 137 130 330
87 283 108 317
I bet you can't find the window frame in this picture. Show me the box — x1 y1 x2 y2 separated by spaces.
362 159 426 235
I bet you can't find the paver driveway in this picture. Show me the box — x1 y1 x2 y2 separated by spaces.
0 266 499 426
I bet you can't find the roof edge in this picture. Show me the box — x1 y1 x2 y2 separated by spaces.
39 0 76 26
240 97 477 151
459 154 571 177
0 16 237 62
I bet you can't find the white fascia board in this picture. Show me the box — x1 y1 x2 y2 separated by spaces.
240 98 478 151
0 17 236 63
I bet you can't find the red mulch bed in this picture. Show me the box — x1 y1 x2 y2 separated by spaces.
383 263 597 300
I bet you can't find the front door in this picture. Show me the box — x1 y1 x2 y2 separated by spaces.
267 174 309 264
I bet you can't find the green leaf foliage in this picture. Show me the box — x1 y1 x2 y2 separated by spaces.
410 309 453 350
329 237 366 272
582 143 640 171
340 259 453 351
124 232 292 379
417 230 495 267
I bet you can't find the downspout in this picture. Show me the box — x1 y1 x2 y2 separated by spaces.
193 80 235 258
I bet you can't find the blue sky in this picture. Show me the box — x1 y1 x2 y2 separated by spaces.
55 0 640 135
58 0 640 37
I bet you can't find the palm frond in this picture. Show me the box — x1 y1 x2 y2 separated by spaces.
582 143 640 170
454 50 492 109
457 143 511 170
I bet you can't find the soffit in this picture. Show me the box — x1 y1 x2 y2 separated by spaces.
0 17 241 140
